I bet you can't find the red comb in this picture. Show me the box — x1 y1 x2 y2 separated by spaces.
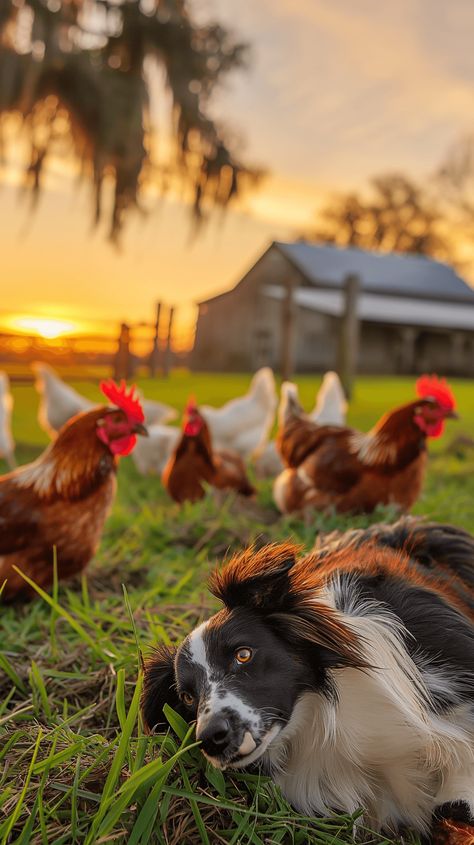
415 375 456 411
100 379 144 423
185 396 198 415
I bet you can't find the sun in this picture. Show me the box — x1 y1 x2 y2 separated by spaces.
10 316 77 339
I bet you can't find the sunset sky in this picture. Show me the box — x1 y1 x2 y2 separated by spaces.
1 0 473 349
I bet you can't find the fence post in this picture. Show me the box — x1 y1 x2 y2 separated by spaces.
114 322 132 380
337 273 360 399
149 301 162 377
280 279 296 381
163 306 175 378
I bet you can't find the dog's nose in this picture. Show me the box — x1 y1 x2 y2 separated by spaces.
198 716 232 756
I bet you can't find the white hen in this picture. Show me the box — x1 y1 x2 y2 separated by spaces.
33 362 93 438
254 371 348 478
33 362 177 438
0 372 15 469
201 367 277 459
140 398 177 427
132 424 180 476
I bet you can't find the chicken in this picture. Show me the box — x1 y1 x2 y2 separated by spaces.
201 367 277 459
432 818 474 845
254 371 348 479
273 374 457 515
33 362 176 437
0 372 15 470
132 424 179 476
33 362 92 437
253 441 284 479
309 370 347 426
0 380 147 600
162 400 255 504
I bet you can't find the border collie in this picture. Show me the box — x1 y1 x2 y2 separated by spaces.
142 518 474 840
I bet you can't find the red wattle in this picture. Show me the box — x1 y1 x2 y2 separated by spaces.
97 428 137 455
184 419 203 436
414 415 444 439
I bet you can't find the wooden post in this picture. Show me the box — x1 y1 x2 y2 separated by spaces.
114 322 131 380
450 331 465 376
163 306 175 378
280 280 296 381
397 326 416 374
337 274 360 399
149 301 162 377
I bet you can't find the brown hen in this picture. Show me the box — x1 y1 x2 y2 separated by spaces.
162 400 255 504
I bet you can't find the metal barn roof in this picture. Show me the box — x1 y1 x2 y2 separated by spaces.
264 284 474 331
275 241 474 303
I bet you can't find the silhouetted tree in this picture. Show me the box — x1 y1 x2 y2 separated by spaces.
0 0 261 242
306 173 454 262
437 134 474 220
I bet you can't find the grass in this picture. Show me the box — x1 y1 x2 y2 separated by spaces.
1 372 474 844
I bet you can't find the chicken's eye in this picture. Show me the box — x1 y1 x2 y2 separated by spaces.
180 691 195 707
235 647 253 664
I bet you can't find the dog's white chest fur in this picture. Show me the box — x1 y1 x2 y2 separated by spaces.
266 688 473 833
264 604 474 833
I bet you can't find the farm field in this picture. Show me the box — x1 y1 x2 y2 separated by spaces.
1 372 473 844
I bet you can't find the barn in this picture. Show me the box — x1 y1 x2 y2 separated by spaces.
192 241 474 376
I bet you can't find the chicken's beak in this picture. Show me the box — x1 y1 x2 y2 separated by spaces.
134 422 149 436
446 410 459 420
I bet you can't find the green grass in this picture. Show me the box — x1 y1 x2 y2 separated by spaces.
1 372 474 844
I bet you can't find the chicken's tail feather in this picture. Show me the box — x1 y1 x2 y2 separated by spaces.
311 371 348 426
32 361 57 395
279 381 303 427
248 367 277 410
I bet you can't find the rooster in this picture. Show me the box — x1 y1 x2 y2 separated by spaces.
254 371 348 479
0 372 15 470
33 362 176 437
162 400 255 504
200 368 277 460
0 380 147 600
274 375 457 514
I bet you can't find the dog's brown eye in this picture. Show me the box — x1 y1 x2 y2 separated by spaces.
235 647 253 664
180 692 195 707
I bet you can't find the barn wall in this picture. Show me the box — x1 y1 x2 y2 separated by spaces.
293 309 337 371
192 249 306 371
414 329 474 377
348 324 474 376
357 324 400 374
193 295 255 370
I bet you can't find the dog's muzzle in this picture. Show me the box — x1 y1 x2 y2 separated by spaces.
196 711 282 769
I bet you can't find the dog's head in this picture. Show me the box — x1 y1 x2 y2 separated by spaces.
142 543 365 769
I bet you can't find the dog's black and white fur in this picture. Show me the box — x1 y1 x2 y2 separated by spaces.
142 518 474 838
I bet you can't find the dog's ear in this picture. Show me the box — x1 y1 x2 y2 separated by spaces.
142 644 186 732
271 604 368 671
209 543 299 612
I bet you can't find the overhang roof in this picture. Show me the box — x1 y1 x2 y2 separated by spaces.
264 284 474 331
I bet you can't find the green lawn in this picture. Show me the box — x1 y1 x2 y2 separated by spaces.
1 372 473 844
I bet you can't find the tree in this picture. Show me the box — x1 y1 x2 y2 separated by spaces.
437 134 474 220
306 173 454 262
0 0 261 242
